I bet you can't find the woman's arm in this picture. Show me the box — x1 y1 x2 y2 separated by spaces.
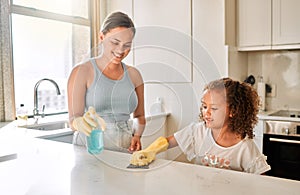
128 66 146 136
132 83 146 136
67 63 92 129
128 66 146 151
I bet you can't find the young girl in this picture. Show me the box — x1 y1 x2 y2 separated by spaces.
130 78 271 174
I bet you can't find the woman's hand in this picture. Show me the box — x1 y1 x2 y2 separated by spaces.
128 135 142 153
72 106 106 136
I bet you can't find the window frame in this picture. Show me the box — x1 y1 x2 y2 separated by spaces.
9 0 100 117
10 4 91 26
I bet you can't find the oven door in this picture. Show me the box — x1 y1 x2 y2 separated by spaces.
263 134 300 181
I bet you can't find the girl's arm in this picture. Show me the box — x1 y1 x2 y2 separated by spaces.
167 135 178 148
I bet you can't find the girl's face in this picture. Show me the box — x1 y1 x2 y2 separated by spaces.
100 27 134 65
201 89 230 130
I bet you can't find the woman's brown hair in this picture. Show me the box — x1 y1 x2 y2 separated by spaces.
101 11 135 36
200 77 259 139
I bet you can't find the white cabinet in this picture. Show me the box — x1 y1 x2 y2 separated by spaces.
141 115 167 147
193 0 229 78
272 0 300 49
253 119 264 153
141 113 169 159
237 0 272 50
237 0 300 51
133 0 192 83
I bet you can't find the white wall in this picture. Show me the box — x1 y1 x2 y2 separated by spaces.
248 50 300 111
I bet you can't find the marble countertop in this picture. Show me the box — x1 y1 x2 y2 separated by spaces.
1 138 300 195
0 120 300 194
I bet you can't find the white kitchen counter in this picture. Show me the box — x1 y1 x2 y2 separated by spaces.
0 116 73 163
0 129 299 194
258 110 300 122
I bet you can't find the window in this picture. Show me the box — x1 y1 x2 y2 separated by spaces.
11 0 92 115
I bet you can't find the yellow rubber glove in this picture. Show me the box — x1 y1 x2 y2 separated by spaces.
72 117 92 136
72 106 106 136
84 106 106 131
130 137 169 166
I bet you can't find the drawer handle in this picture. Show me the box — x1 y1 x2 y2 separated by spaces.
269 138 300 144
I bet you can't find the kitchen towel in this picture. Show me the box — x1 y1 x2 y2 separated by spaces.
257 82 266 111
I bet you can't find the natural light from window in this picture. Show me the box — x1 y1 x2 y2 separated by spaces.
11 0 91 115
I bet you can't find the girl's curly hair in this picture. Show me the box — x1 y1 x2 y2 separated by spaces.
200 77 259 139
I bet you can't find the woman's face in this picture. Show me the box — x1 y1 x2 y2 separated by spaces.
201 89 229 130
100 27 134 65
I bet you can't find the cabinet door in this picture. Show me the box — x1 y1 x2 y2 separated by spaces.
193 0 229 78
133 0 192 83
253 120 264 153
272 0 300 48
237 0 272 50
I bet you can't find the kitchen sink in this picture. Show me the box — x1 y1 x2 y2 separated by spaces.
20 121 70 131
19 121 74 144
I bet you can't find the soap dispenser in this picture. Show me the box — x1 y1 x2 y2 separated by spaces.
150 97 163 114
16 104 28 126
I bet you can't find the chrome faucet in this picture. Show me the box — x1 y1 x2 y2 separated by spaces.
33 78 61 117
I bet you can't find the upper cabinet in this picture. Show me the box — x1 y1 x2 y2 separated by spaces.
237 0 300 51
193 0 229 78
103 0 192 83
238 0 272 50
272 0 300 49
133 0 192 83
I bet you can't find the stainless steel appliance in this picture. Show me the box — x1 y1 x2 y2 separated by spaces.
269 110 300 118
263 111 300 181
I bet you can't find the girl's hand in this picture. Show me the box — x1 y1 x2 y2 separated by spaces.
129 137 169 165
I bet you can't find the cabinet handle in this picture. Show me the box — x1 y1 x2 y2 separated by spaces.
269 138 300 144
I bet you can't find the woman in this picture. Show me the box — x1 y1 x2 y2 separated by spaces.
68 11 145 153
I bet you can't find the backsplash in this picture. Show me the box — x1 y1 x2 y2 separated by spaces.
248 50 300 111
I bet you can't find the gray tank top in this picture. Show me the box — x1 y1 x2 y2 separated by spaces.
85 58 138 122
